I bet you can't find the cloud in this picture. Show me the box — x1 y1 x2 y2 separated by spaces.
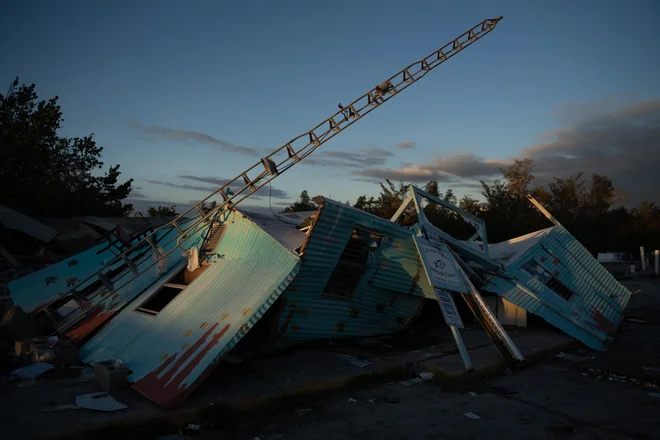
518 98 660 204
396 140 416 149
354 166 451 182
178 175 232 187
128 189 148 199
178 175 287 199
145 179 215 193
144 176 288 200
303 148 393 168
129 121 259 156
352 99 660 205
353 153 509 184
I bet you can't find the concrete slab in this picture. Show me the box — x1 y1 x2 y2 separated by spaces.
251 349 402 396
420 329 576 376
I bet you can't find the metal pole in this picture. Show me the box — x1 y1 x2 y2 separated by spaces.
450 326 473 371
655 250 659 276
640 247 646 271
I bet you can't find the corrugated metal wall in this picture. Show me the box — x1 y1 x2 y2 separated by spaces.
485 226 631 350
80 211 300 407
271 199 430 346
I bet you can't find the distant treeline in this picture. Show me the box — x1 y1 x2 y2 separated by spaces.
283 159 660 257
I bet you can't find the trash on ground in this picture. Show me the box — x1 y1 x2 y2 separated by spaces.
178 424 202 436
400 377 425 386
627 318 649 324
75 392 129 412
295 408 312 416
332 353 373 368
464 412 480 420
419 371 434 381
10 362 53 380
386 396 399 403
556 352 567 359
468 392 478 397
347 397 357 403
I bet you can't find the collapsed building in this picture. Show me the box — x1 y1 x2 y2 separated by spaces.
1 16 632 408
6 190 632 406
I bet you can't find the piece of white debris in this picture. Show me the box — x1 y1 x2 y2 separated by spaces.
419 371 434 381
464 412 481 420
348 397 357 403
468 392 478 397
75 392 128 412
400 377 425 386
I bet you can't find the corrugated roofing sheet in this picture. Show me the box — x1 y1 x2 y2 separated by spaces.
488 227 555 268
0 204 59 242
485 226 631 350
237 209 311 254
269 199 429 347
39 218 103 242
8 217 203 328
80 211 299 407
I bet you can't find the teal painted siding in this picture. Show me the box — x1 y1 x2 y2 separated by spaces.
272 199 429 346
485 226 631 350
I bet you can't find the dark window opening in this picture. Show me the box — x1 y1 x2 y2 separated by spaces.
136 268 188 316
522 258 575 301
323 228 383 298
545 276 574 301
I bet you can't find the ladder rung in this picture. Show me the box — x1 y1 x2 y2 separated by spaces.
285 143 300 160
242 173 256 190
146 236 161 256
96 270 115 294
122 254 139 275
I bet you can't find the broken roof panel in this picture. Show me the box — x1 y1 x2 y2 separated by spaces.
8 217 203 335
79 211 300 407
488 227 555 268
485 226 631 351
237 209 313 254
0 204 59 242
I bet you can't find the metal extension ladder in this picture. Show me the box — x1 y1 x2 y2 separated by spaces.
41 17 504 334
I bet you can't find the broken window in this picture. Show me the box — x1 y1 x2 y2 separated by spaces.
135 268 188 316
323 227 383 297
521 259 575 301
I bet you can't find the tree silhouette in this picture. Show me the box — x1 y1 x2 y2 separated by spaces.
0 77 133 217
